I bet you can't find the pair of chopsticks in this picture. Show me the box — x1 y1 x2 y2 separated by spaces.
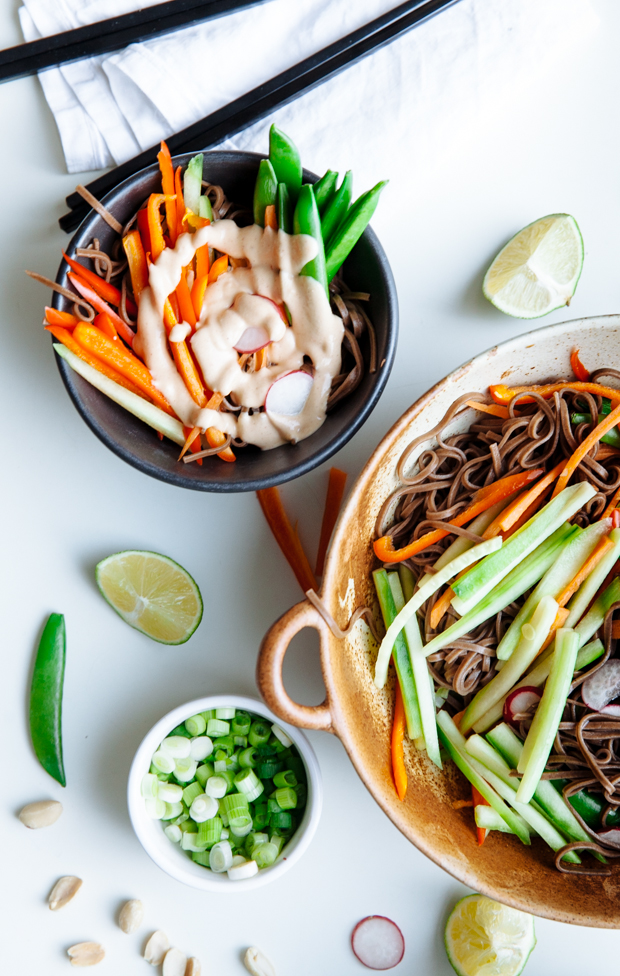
58 0 460 233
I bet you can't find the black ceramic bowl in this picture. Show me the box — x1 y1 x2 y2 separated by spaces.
53 151 398 492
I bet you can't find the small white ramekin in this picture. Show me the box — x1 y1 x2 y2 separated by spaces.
128 694 322 891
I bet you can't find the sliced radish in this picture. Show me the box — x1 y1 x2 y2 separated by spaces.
257 294 289 325
582 660 620 715
597 829 620 848
503 686 541 728
351 916 405 971
265 370 313 416
233 325 270 353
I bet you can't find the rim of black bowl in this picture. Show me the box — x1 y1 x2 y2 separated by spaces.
53 151 398 493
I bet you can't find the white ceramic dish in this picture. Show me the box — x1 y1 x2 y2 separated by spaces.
128 694 322 891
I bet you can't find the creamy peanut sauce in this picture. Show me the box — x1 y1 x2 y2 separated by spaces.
134 220 344 449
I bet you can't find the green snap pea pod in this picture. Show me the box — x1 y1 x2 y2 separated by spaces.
30 613 66 786
325 180 388 283
253 159 278 228
320 170 353 246
293 184 328 297
277 182 292 234
312 170 338 214
571 413 620 447
269 124 302 204
567 788 620 828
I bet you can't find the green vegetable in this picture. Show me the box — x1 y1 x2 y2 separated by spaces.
183 153 204 216
276 182 292 234
253 158 278 227
567 788 620 829
293 184 328 296
399 565 442 768
474 805 517 833
273 770 297 789
574 576 620 646
571 400 619 446
565 527 620 627
269 124 302 203
373 569 422 740
248 721 271 747
325 180 388 283
320 170 352 245
29 613 66 787
232 711 251 735
312 170 338 213
198 195 213 221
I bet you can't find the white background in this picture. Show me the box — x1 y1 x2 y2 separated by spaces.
2 0 620 972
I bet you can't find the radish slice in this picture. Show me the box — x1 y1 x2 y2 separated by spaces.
351 916 405 971
265 370 313 416
503 686 541 728
233 325 270 353
582 660 620 714
258 294 289 325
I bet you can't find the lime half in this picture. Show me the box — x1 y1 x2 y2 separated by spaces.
96 550 203 645
483 213 583 318
445 894 536 976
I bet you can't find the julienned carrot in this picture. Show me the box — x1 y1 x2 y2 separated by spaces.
62 251 124 309
72 322 174 415
556 536 615 607
191 275 209 319
465 400 509 420
552 401 620 498
45 325 144 398
613 510 620 530
472 785 489 845
157 141 178 245
148 193 175 262
603 485 620 519
181 425 202 465
170 339 207 407
137 208 152 256
502 487 552 539
316 467 348 576
206 391 223 410
429 586 455 630
490 381 620 407
255 347 268 370
206 426 236 462
67 273 136 347
264 204 278 230
45 307 78 328
483 461 566 538
196 238 210 281
123 230 149 300
392 681 407 801
570 349 590 382
374 468 542 563
94 311 118 340
539 607 570 653
257 487 317 592
209 255 228 282
175 271 197 328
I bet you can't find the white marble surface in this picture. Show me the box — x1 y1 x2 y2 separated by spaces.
2 1 620 972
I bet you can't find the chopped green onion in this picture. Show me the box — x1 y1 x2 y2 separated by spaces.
254 842 279 868
270 834 285 856
205 775 228 799
274 787 297 810
273 770 297 789
207 719 230 737
198 817 222 849
235 768 264 802
234 735 248 748
185 714 207 736
229 815 253 837
195 763 214 788
256 760 284 779
181 831 202 852
210 839 234 872
162 801 184 820
232 712 252 736
294 783 307 806
248 721 271 747
253 803 270 829
151 751 176 775
238 747 257 768
216 707 235 720
189 736 213 762
200 709 215 721
227 858 258 880
145 798 166 820
221 793 249 820
169 723 192 738
164 824 182 843
191 850 210 866
271 724 293 748
157 781 183 803
161 736 192 758
182 781 204 806
190 794 218 822
141 773 159 799
173 757 197 783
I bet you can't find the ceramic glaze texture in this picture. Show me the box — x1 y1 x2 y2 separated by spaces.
258 315 620 927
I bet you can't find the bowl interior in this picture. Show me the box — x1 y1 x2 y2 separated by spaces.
54 152 397 492
319 315 620 926
128 695 322 891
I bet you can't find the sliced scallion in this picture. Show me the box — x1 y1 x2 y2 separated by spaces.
207 719 230 737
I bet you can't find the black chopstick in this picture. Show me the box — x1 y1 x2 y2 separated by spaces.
2 0 271 84
60 0 459 233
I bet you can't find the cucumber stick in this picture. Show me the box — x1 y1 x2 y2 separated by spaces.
451 482 596 615
399 567 442 768
565 527 620 627
417 498 510 588
373 570 422 741
183 153 204 216
574 576 620 646
475 804 519 833
516 629 579 803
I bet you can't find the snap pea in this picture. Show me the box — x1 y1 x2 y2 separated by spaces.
276 182 292 234
268 124 302 204
320 170 352 246
253 159 278 228
293 184 328 297
29 613 66 787
325 180 388 283
565 785 620 828
312 170 338 215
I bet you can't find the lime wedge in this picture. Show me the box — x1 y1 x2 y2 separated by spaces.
483 214 583 318
96 550 203 645
445 894 536 976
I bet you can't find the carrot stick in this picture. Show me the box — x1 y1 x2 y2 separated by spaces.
208 255 228 282
136 208 152 255
255 347 268 370
556 536 615 607
206 426 236 462
148 193 175 262
45 325 144 398
552 402 620 498
570 349 590 382
490 381 620 407
62 251 124 309
464 399 510 420
191 275 209 319
264 204 278 230
374 468 542 563
502 487 552 539
175 270 197 328
539 607 571 653
483 461 566 538
94 311 118 340
472 785 489 845
67 273 136 347
72 322 174 414
180 425 202 465
429 587 456 630
603 484 620 518
123 230 149 301
45 307 78 329
196 240 210 282
157 141 178 245
256 487 317 592
206 391 223 410
316 468 348 576
613 510 620 530
392 681 407 801
174 165 185 232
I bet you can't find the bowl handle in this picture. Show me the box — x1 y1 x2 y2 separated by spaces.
257 599 334 733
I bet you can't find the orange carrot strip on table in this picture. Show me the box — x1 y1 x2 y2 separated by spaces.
374 468 543 563
556 536 615 607
464 399 510 420
174 165 186 230
483 461 566 538
208 255 228 282
315 467 348 576
391 681 407 801
175 271 197 328
45 307 78 328
45 325 144 398
67 273 136 347
94 311 118 340
552 402 620 498
72 322 174 414
148 193 175 262
256 487 317 592
206 426 236 463
264 204 278 230
157 141 178 245
123 230 149 300
490 381 620 407
570 349 590 382
191 275 209 319
472 786 489 845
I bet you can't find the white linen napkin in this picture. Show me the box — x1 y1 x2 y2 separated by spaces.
20 0 598 182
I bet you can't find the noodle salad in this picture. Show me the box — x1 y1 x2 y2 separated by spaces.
371 353 620 873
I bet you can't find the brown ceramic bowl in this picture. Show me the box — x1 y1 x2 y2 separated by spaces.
258 313 620 927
